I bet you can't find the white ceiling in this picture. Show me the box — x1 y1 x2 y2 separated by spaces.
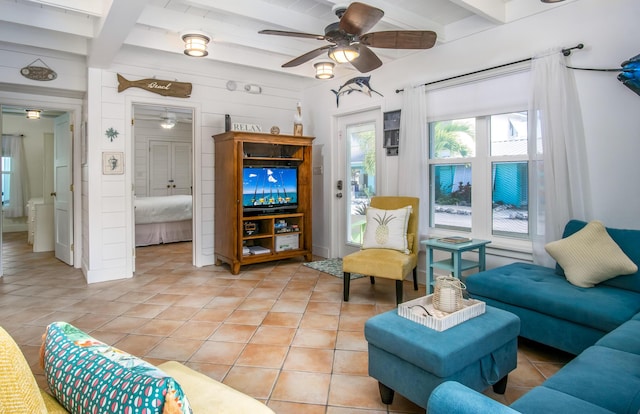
0 0 571 79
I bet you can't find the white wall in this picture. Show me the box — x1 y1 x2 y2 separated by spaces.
83 47 311 283
302 0 640 263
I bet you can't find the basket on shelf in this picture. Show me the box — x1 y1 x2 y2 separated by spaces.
433 276 466 313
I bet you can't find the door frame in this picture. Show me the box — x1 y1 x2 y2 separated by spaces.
331 108 383 259
127 97 200 269
0 94 83 269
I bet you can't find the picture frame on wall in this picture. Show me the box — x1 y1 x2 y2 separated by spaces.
102 152 124 175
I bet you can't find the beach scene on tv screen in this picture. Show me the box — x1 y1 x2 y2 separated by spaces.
243 167 298 206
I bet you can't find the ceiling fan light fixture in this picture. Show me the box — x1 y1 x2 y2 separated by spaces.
314 62 335 79
25 109 41 119
182 32 211 57
328 45 360 64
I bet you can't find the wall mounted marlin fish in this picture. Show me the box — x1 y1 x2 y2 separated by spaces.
117 74 192 98
331 75 383 107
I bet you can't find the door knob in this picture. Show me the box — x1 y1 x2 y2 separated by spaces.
167 185 170 188
50 192 57 197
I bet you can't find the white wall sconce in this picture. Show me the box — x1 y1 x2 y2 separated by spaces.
25 109 41 119
182 32 211 57
314 62 335 79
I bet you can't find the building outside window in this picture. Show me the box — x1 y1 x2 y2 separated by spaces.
428 111 530 239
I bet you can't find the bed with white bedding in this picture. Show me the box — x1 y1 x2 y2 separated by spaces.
135 195 192 246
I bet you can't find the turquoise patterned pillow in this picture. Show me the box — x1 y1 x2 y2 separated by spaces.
42 322 192 414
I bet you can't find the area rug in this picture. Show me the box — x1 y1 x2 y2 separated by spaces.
304 258 365 280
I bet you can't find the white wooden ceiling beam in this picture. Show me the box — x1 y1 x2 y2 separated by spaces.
0 0 94 37
23 0 104 16
448 0 506 24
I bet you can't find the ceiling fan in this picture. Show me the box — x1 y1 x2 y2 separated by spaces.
259 2 437 73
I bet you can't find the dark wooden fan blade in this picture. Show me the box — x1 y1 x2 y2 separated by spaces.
282 45 332 67
360 31 437 49
350 45 382 73
259 29 325 40
339 2 384 36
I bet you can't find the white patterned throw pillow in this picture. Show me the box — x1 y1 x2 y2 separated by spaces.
362 206 412 254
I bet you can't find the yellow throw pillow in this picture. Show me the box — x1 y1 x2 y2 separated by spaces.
0 326 48 414
362 206 412 254
545 220 638 288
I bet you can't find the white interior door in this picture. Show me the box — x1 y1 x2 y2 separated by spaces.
149 141 171 195
171 142 192 195
335 110 379 258
53 113 73 265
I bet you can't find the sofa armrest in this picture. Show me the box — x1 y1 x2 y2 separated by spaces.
427 381 521 414
158 361 275 414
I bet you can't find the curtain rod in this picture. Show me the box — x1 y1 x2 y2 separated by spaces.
395 43 584 93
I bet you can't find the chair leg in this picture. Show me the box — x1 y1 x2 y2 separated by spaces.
370 276 375 285
378 381 395 405
395 280 403 305
412 267 418 291
343 272 350 302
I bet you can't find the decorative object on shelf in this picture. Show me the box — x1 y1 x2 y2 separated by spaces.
331 75 382 107
433 276 466 313
314 62 335 79
293 102 303 136
181 31 211 57
25 109 41 119
116 74 192 98
270 126 280 134
105 127 119 142
244 221 258 236
102 152 124 175
20 58 57 81
232 123 262 132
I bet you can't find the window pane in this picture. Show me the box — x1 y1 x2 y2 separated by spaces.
492 162 528 236
347 122 376 245
1 157 10 206
490 112 527 156
431 164 472 230
430 118 475 159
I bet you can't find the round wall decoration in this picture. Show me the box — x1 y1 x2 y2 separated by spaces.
20 58 57 81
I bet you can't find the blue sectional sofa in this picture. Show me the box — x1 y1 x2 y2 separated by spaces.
426 220 640 413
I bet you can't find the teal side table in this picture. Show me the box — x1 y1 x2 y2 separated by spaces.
421 238 491 294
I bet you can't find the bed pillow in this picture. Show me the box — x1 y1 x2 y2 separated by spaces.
545 220 638 288
41 322 192 414
362 206 412 254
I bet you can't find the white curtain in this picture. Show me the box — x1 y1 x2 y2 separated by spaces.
398 84 429 235
529 49 592 267
1 135 30 217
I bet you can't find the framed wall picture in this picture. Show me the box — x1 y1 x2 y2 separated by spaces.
102 152 124 175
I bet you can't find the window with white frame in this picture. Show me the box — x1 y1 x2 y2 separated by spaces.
1 156 11 208
428 111 530 239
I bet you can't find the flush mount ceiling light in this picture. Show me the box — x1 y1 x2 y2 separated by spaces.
314 62 335 79
182 32 211 57
328 44 360 64
160 112 176 129
25 109 41 119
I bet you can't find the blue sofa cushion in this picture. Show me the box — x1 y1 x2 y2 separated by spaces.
465 263 640 332
542 346 640 414
510 386 617 414
560 220 640 292
594 319 640 355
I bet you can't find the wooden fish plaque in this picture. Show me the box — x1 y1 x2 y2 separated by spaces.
117 74 192 98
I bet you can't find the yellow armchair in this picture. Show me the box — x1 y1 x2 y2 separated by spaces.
343 196 419 304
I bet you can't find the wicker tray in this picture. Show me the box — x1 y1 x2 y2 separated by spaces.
398 294 485 331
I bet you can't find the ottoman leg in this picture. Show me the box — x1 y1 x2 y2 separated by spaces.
492 375 508 394
378 381 395 405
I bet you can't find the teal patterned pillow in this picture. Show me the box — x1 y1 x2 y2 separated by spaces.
42 322 192 414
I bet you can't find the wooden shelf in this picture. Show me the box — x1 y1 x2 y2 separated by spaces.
213 131 314 274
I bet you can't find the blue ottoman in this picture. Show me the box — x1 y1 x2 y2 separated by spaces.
364 306 520 408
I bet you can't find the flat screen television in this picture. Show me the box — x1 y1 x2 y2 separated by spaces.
242 166 298 214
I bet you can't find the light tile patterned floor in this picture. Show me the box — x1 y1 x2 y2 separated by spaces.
1 232 572 413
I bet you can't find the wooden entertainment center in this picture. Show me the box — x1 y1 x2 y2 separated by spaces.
213 131 314 274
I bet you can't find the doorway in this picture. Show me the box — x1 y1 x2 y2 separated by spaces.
132 104 194 270
335 110 381 258
1 104 77 272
